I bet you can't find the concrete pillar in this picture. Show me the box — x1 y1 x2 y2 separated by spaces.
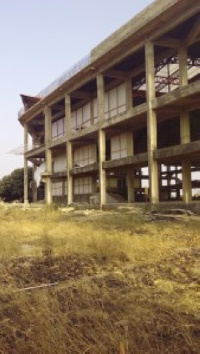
182 160 192 203
32 164 38 202
65 94 71 138
67 142 73 205
180 109 192 203
126 79 133 110
44 107 52 204
24 123 29 204
145 40 159 204
97 74 106 208
98 129 106 206
65 94 73 205
45 149 52 204
127 168 135 203
180 110 190 144
179 45 188 87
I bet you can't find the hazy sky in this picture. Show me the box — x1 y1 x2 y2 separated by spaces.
0 0 152 178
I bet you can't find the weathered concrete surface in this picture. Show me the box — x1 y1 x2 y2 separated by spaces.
154 141 200 160
70 163 99 175
103 153 148 169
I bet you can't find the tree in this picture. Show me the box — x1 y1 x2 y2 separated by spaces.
0 167 32 202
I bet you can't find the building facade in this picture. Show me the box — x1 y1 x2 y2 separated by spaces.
19 0 200 207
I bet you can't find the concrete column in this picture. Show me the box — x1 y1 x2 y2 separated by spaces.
24 123 29 204
179 44 191 203
44 107 52 204
97 74 106 208
145 40 159 204
65 94 71 138
180 109 192 203
182 160 192 203
179 45 188 87
98 129 106 206
126 79 133 110
32 164 38 203
45 106 52 144
127 168 135 203
180 110 190 144
45 149 52 204
65 94 73 205
67 142 73 205
97 74 104 126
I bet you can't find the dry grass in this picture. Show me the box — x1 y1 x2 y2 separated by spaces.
0 207 199 353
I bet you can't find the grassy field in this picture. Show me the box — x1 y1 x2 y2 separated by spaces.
0 206 199 353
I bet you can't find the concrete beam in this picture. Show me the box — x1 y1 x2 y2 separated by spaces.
153 81 200 109
70 90 92 99
104 69 128 80
186 16 200 46
154 38 181 48
25 145 45 159
154 141 200 160
103 153 148 169
70 162 99 175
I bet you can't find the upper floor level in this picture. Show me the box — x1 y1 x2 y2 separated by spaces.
19 0 200 152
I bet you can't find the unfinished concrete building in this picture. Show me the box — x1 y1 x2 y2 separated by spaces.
18 0 200 207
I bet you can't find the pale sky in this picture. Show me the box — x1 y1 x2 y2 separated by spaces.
0 0 152 178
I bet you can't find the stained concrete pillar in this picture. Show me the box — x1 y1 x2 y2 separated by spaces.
180 110 190 144
65 94 73 205
44 107 52 204
145 40 159 204
182 160 192 203
179 44 191 203
98 129 106 207
127 168 135 203
24 123 29 204
67 142 73 205
32 164 38 203
179 45 188 87
180 109 192 203
97 74 106 208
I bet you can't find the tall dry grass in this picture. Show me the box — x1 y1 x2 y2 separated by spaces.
0 207 199 353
